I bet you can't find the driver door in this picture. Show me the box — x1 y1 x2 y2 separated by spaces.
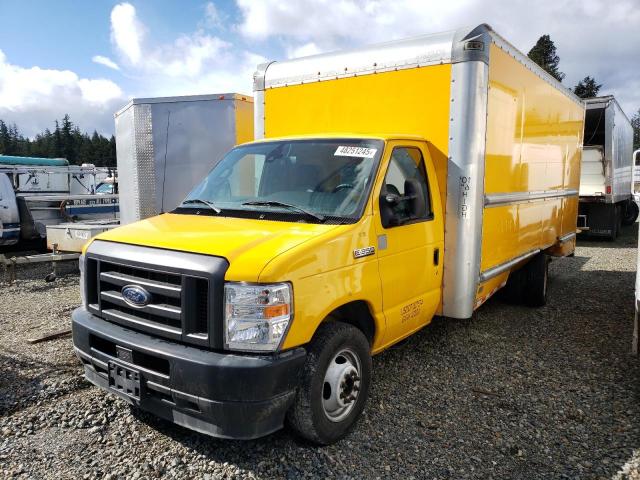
374 141 444 347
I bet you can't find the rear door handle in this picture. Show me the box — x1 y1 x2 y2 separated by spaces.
433 248 440 266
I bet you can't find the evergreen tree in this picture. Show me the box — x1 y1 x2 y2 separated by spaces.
574 76 602 99
53 120 63 158
60 114 76 163
528 34 565 82
0 120 9 154
0 115 116 166
632 109 640 151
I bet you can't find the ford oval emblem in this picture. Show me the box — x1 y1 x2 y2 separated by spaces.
121 285 152 308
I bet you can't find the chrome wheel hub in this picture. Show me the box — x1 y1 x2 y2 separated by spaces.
322 348 361 422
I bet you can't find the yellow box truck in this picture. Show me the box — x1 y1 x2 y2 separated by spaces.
72 24 585 445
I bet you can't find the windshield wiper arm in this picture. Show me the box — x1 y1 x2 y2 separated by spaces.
242 200 325 221
180 199 221 213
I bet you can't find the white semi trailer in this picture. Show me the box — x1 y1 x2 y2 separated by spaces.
578 96 637 240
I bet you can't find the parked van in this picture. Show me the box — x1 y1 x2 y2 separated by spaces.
72 24 584 445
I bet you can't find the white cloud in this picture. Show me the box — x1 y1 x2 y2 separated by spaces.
0 49 124 137
138 51 265 98
108 3 261 96
92 55 120 71
236 0 640 116
111 3 144 65
237 0 472 44
286 42 322 59
144 33 231 77
78 78 123 104
110 2 230 77
204 2 224 29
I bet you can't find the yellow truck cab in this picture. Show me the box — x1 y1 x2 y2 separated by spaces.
72 24 585 445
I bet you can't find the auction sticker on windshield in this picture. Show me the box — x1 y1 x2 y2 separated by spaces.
334 146 377 158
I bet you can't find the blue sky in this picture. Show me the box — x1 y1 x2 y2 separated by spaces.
0 0 638 137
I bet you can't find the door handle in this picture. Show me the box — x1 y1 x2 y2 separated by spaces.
433 248 440 266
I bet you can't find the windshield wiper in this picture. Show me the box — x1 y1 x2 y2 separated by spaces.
180 198 221 213
242 200 325 221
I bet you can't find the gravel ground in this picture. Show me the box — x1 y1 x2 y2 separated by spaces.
1 226 640 480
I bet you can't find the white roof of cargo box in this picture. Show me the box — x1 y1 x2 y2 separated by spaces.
114 93 252 117
583 95 631 123
255 24 582 106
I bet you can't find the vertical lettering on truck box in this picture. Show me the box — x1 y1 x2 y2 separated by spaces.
459 176 471 218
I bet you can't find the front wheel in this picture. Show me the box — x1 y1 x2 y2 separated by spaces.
286 322 372 445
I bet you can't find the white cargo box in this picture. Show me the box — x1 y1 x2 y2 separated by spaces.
581 96 633 203
46 220 119 253
114 93 253 225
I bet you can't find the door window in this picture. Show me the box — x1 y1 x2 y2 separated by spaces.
380 147 431 227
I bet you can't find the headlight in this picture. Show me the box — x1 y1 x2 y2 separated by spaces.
79 254 86 308
224 282 292 352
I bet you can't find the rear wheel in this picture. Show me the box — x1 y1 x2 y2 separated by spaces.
607 205 620 241
622 200 639 226
500 253 548 307
286 322 371 445
500 267 526 304
522 253 549 307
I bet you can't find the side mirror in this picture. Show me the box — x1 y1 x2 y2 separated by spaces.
380 189 401 227
379 180 428 228
384 193 400 206
404 178 426 218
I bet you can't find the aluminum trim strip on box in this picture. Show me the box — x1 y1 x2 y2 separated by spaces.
479 249 540 283
484 189 579 207
558 232 576 243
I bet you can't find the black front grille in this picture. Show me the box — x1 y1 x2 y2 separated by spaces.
87 258 210 347
84 241 229 349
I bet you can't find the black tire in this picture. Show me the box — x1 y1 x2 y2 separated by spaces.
500 266 526 304
286 322 372 445
607 205 621 241
622 201 639 226
522 253 549 307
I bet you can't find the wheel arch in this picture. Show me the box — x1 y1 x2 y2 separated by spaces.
320 300 378 347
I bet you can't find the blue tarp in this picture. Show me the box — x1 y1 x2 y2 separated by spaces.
0 155 69 166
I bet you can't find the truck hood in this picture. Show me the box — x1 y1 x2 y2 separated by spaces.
93 213 341 281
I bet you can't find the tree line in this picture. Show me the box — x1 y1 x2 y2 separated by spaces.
527 34 640 149
0 114 116 167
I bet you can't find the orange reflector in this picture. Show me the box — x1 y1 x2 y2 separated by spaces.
264 304 289 318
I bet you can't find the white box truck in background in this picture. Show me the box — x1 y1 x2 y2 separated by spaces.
578 96 637 239
115 93 253 225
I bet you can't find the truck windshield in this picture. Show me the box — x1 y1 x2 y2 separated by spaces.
176 139 384 223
